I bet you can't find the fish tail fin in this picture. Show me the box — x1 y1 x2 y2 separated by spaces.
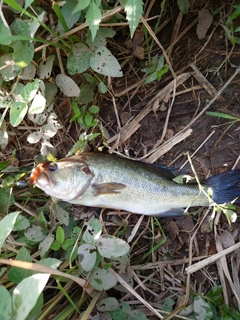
204 170 240 204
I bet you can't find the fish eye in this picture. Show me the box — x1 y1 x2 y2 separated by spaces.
48 163 58 171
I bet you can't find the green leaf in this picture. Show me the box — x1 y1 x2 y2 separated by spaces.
83 218 102 244
86 1 102 41
0 53 18 81
12 273 50 320
20 78 39 102
24 225 47 243
194 296 213 320
11 41 34 68
162 297 175 312
39 234 55 257
90 267 118 290
90 46 123 77
0 211 19 248
8 247 34 284
206 111 239 120
55 74 80 97
78 84 94 104
89 105 99 114
177 0 189 14
25 293 43 320
28 94 46 114
51 241 61 251
56 226 65 244
13 214 30 231
10 19 30 37
53 203 69 226
78 243 97 272
67 43 92 75
98 297 118 312
125 0 143 38
97 234 130 258
84 113 93 127
98 81 107 93
58 0 81 34
73 0 90 12
0 19 12 45
0 286 12 320
10 102 28 127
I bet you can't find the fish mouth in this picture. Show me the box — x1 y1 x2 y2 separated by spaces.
29 162 52 187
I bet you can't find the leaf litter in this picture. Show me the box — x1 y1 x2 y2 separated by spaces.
1 1 240 319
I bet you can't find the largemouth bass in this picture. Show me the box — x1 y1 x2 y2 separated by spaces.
29 152 240 216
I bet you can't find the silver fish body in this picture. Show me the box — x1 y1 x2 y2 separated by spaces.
30 153 213 216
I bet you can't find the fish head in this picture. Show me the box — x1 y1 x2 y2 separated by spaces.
29 159 93 201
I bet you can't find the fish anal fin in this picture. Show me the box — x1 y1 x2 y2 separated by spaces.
156 208 185 217
92 183 126 196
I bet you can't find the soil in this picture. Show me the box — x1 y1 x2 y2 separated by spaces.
3 1 240 317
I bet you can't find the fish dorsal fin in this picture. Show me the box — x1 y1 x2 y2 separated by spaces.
92 183 126 196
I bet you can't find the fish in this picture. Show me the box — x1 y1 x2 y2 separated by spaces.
29 152 240 216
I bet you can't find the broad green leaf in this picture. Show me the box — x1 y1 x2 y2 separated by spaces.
8 247 34 284
10 19 30 37
55 74 80 97
24 0 34 11
0 54 18 81
89 105 99 114
45 83 58 106
90 267 118 290
78 84 94 104
0 19 12 45
73 0 90 13
39 258 62 269
10 102 28 127
13 214 30 231
84 113 93 127
20 78 39 102
28 94 46 114
162 297 175 312
58 0 81 34
67 43 92 74
0 129 8 149
27 131 42 144
90 46 123 77
112 254 130 273
193 296 213 320
86 1 102 41
24 225 47 242
87 27 116 49
39 234 55 257
52 203 69 226
97 234 130 258
98 81 107 93
0 286 12 320
97 297 118 312
38 55 55 79
0 211 19 248
83 218 102 244
56 226 65 244
125 0 143 38
177 0 189 14
12 273 50 320
25 293 43 320
78 243 97 272
11 40 34 68
20 63 36 80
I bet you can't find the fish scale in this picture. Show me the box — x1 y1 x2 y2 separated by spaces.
29 152 240 216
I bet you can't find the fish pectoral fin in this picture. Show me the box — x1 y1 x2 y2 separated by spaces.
92 182 126 196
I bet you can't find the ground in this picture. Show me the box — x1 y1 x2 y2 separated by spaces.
2 1 240 319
